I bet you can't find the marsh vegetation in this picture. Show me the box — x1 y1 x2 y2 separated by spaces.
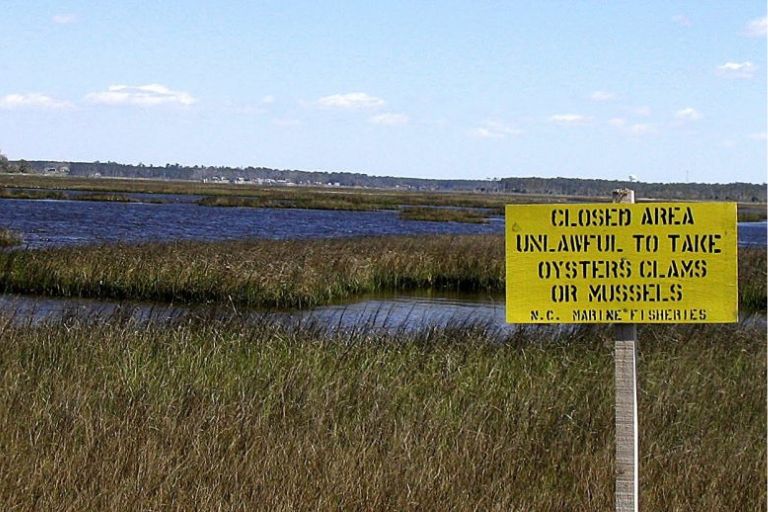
0 313 762 511
0 236 763 314
0 228 22 247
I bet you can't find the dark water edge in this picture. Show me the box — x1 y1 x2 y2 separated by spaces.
1 291 764 333
1 197 764 249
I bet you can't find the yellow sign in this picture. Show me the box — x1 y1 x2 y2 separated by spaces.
505 202 738 323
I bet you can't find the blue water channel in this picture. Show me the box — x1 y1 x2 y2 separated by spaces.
0 197 765 248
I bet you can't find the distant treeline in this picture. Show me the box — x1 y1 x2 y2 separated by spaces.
501 177 766 202
10 160 494 191
5 158 766 201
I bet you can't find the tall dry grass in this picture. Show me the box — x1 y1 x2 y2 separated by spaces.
0 236 505 308
0 315 763 511
0 228 22 247
0 236 764 313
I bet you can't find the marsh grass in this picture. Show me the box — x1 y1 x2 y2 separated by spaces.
737 202 768 222
398 206 491 223
0 236 764 314
0 314 762 511
0 236 505 308
0 228 22 247
71 192 136 203
0 188 66 200
197 193 382 211
739 247 767 311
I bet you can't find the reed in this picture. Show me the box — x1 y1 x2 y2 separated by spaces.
0 236 505 308
197 193 382 211
0 188 66 200
0 236 764 313
398 207 490 223
71 192 136 203
0 314 762 511
0 228 22 247
738 203 768 222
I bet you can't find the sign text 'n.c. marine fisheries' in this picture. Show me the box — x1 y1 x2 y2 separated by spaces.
505 202 738 324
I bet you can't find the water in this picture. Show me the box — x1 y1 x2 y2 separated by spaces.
0 198 503 248
0 197 764 248
738 221 767 247
1 292 764 333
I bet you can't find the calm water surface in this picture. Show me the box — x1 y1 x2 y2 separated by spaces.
0 197 503 248
0 197 764 248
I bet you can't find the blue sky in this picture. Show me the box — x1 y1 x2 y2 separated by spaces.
1 1 765 183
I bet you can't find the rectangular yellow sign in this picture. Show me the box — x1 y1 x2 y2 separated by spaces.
505 202 738 323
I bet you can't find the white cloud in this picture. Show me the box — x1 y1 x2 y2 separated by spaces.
86 84 197 106
608 117 655 136
748 131 767 141
549 114 591 125
674 107 702 122
52 13 77 24
261 95 275 104
369 113 409 126
745 16 767 37
468 120 522 139
590 90 617 102
672 14 692 27
0 93 73 110
716 61 756 79
627 123 655 136
316 92 385 109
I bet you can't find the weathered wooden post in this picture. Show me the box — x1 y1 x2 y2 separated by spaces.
612 188 638 512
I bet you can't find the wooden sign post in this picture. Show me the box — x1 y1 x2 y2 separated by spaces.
612 188 638 512
504 194 739 511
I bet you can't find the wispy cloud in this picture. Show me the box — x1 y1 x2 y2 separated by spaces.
316 92 385 109
748 131 767 141
627 123 655 136
86 84 197 106
549 114 591 125
672 14 692 27
745 16 767 37
716 61 756 79
590 91 617 102
608 118 655 136
0 93 73 110
52 13 77 24
369 113 409 126
261 95 275 105
468 120 522 139
674 107 702 122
